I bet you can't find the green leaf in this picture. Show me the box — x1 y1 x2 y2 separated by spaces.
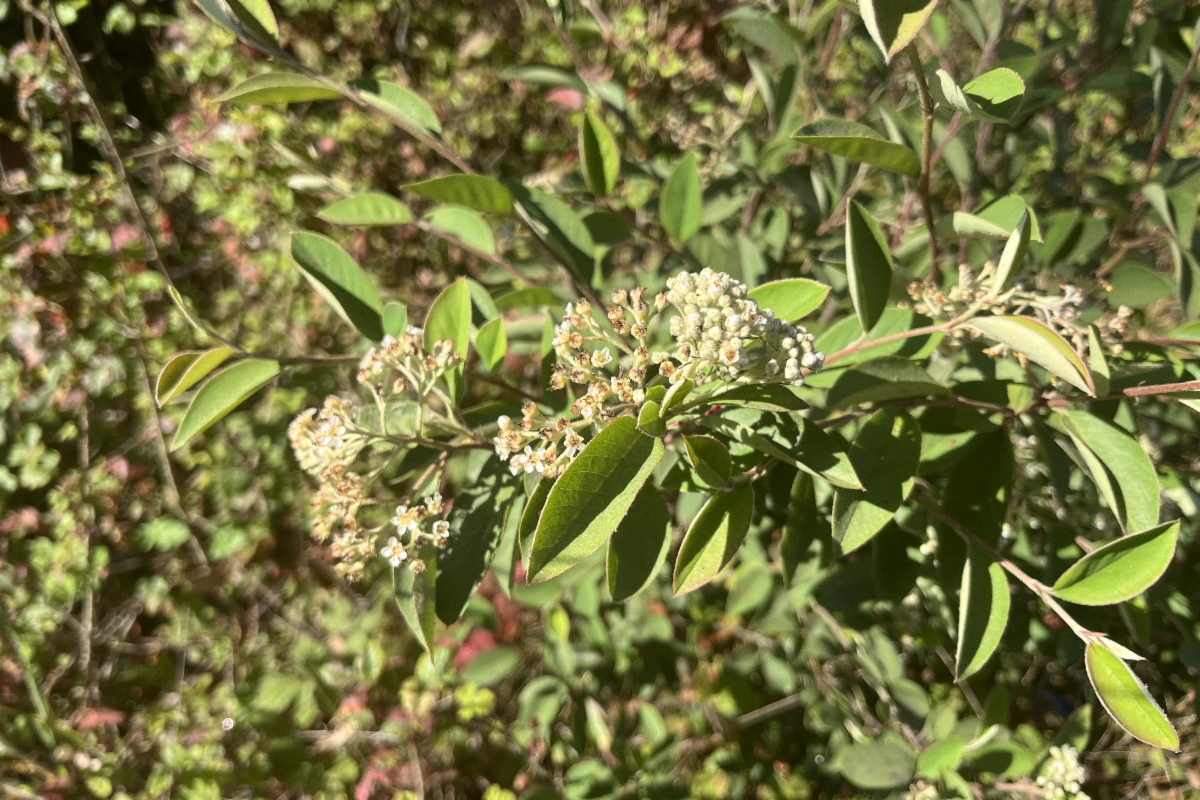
134 518 191 552
1056 410 1159 533
395 543 437 652
349 78 441 133
519 478 554 570
916 737 964 780
780 471 820 585
838 738 917 789
703 384 807 412
673 482 754 595
972 195 1043 241
1052 522 1178 606
792 119 919 176
499 64 585 89
155 347 235 406
859 0 937 61
963 68 1025 122
382 302 408 338
290 231 384 341
579 110 620 196
706 412 861 489
845 200 894 333
661 378 694 413
1086 325 1110 398
833 410 921 554
494 287 562 310
826 357 947 410
684 436 732 489
951 211 1012 240
474 317 507 372
403 175 514 215
1085 642 1179 750
460 646 520 686
660 153 703 244
989 211 1031 296
424 206 496 255
172 359 280 449
423 278 471 400
225 0 277 44
529 417 664 584
965 315 1094 395
747 278 830 321
318 193 413 226
1107 262 1173 308
955 548 1010 680
436 473 512 624
215 73 341 105
636 400 666 437
511 186 597 283
606 485 672 602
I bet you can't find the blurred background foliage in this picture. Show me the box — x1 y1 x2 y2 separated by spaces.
2 0 1200 798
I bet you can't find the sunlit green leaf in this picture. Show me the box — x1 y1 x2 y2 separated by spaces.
747 278 830 321
318 193 413 226
172 359 280 449
966 315 1093 395
989 211 1031 295
395 543 437 652
423 278 471 400
1085 642 1179 750
156 347 235 406
1052 522 1178 606
350 78 441 133
661 153 703 244
216 72 341 105
674 482 754 595
793 119 919 176
290 231 384 341
404 175 514 214
1056 410 1159 533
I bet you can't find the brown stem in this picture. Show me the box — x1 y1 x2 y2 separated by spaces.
906 44 941 284
1142 37 1200 188
1045 379 1200 407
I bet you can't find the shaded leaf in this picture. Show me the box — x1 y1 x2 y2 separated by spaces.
1056 410 1160 533
846 200 894 332
833 410 921 554
512 186 597 282
172 359 280 449
529 417 664 583
956 549 1010 680
826 357 948 409
637 400 666 437
606 485 672 601
1052 522 1178 606
436 471 513 624
290 231 384 341
703 384 808 412
684 436 732 489
838 738 916 789
793 119 919 175
780 471 821 585
579 111 620 196
673 482 754 595
989 211 1031 296
1085 642 1179 750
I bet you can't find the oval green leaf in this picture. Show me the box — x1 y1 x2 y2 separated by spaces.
860 0 937 61
637 400 666 437
529 417 664 584
1057 410 1160 533
156 346 235 406
1052 521 1178 606
684 435 732 489
846 199 895 333
290 231 384 341
963 68 1026 122
673 482 754 595
606 485 672 602
955 549 1010 680
512 186 597 283
215 73 341 105
349 78 441 133
403 175 514 215
382 302 408 338
660 152 703 244
395 543 437 652
474 317 507 372
580 110 620 197
519 478 554 570
423 278 471 400
1085 642 1179 750
225 0 278 44
838 737 917 789
747 278 831 321
793 119 919 176
172 359 280 449
424 206 496 255
318 192 413 226
833 410 921 554
965 315 1094 395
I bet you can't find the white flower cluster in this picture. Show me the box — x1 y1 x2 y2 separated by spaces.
493 401 587 479
548 294 652 418
288 396 365 479
1037 745 1089 800
309 472 373 582
356 327 461 396
379 492 450 571
661 269 822 385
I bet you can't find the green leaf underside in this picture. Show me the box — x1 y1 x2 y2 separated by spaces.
382 302 408 338
838 738 916 790
966 315 1093 395
826 357 948 409
684 435 732 488
747 278 831 321
845 200 894 332
403 175 514 214
475 317 507 372
860 0 937 60
974 195 1043 242
956 549 1010 680
1085 643 1179 750
991 211 1031 294
156 347 235 406
793 119 919 176
349 79 441 133
606 485 672 601
529 417 664 583
1052 522 1178 606
1057 410 1160 534
673 482 754 595
580 111 620 196
833 410 921 554
661 153 703 243
216 72 341 105
318 193 413 226
425 206 496 255
423 278 471 401
172 359 280 449
290 231 384 341
395 543 437 652
519 478 554 569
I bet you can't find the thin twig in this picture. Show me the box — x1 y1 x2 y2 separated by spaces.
906 44 941 283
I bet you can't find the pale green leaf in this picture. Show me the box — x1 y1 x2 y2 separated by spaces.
1052 522 1179 606
963 68 1025 122
747 278 830 321
156 347 235 406
529 417 664 583
673 482 754 595
637 400 666 437
424 206 496 255
989 210 1031 295
838 738 917 789
474 317 507 372
318 193 413 226
216 72 341 105
423 278 471 400
660 153 703 244
793 119 919 176
382 302 408 338
966 315 1094 395
172 359 280 449
350 78 441 133
1085 642 1179 750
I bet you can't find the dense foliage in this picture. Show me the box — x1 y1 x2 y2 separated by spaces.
3 1 1200 798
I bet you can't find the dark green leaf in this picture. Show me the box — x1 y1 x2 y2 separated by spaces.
637 400 666 437
606 485 672 601
684 436 732 489
845 200 894 332
793 120 919 176
290 231 384 341
512 186 597 282
1052 522 1179 606
519 478 554 570
225 0 278 44
1085 642 1179 750
579 111 620 197
955 548 1010 680
826 357 948 410
780 471 820 585
833 410 921 554
703 384 808 412
172 359 280 449
404 175 514 214
529 417 664 583
436 470 513 624
673 482 754 595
